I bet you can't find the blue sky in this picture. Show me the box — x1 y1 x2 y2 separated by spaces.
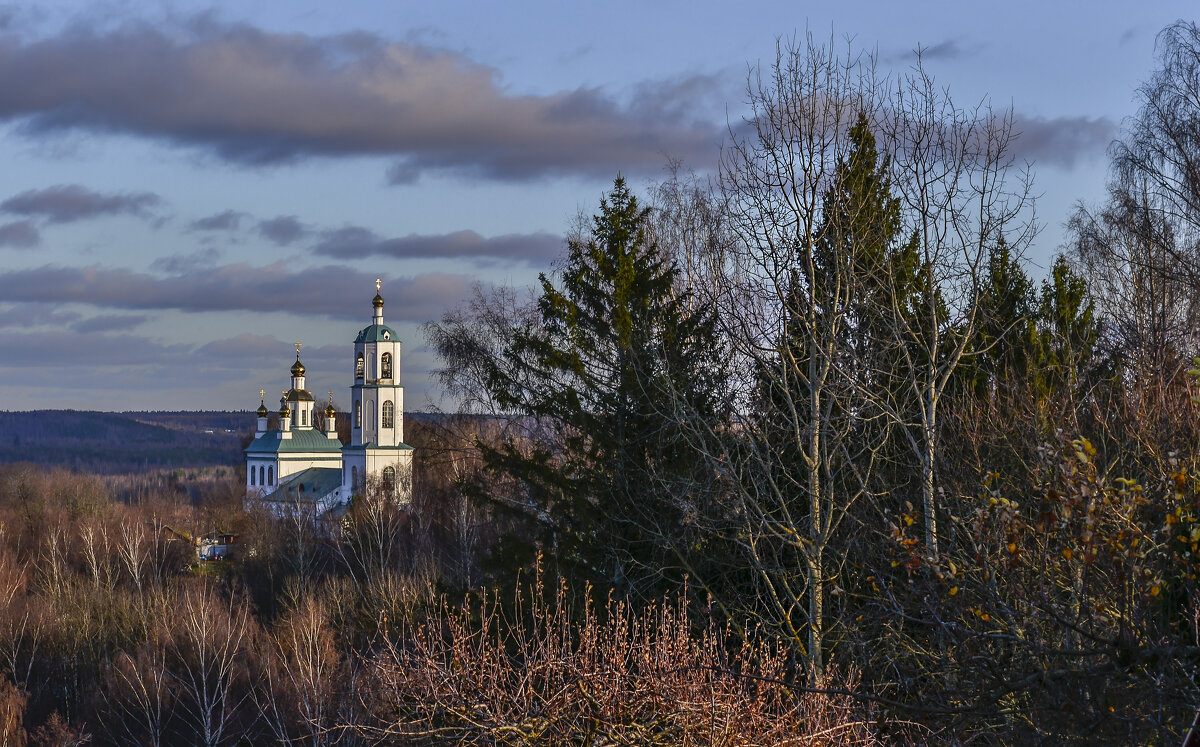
0 0 1192 411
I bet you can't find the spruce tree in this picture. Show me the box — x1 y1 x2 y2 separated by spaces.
481 177 725 599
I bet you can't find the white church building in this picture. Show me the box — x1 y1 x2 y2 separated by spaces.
243 283 414 514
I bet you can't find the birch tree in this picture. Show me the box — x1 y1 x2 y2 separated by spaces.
875 62 1036 556
713 35 889 677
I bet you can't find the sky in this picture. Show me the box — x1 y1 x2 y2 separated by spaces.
0 0 1193 413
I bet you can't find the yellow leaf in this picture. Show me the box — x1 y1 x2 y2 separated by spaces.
1007 542 1017 554
948 586 958 596
903 514 914 527
1151 585 1161 597
1062 548 1073 560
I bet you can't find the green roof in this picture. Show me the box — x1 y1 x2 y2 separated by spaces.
355 324 400 343
244 428 344 455
261 467 342 505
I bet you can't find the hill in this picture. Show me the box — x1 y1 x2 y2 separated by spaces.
0 410 248 473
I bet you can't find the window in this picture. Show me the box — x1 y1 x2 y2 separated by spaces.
301 408 307 426
250 465 255 486
382 466 396 494
382 400 394 428
351 466 359 492
381 352 393 379
267 466 273 485
355 352 364 379
354 401 361 428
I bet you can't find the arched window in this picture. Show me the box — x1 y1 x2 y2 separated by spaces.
382 400 394 428
355 352 364 379
382 466 396 494
259 465 265 486
250 465 256 486
381 352 393 379
354 401 361 428
301 408 307 426
267 466 274 485
351 466 359 492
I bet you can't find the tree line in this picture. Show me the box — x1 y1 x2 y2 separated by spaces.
427 25 1200 742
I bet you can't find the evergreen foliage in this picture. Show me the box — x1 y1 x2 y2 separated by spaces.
478 177 726 599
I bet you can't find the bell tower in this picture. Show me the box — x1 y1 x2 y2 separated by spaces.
341 279 414 501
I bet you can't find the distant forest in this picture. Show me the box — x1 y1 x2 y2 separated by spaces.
0 410 449 475
0 411 247 473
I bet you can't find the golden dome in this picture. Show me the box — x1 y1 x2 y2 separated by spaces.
372 292 384 309
256 401 269 417
290 358 305 377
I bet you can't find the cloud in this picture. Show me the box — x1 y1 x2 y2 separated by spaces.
258 215 307 245
150 247 221 273
0 19 725 180
0 219 39 248
0 263 475 323
190 209 245 231
885 39 980 65
198 333 341 364
312 226 562 264
1012 114 1116 169
0 184 161 223
70 313 147 333
0 330 189 368
196 333 289 360
917 40 970 61
0 303 79 328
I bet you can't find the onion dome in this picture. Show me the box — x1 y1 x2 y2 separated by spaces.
291 357 306 377
372 292 384 309
256 401 269 418
325 402 337 418
279 398 291 417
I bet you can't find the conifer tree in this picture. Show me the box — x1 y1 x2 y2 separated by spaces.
479 177 726 599
963 239 1037 397
1035 254 1098 398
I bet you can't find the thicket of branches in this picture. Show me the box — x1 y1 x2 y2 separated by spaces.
0 418 875 744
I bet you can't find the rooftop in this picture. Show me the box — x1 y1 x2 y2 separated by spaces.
244 428 343 455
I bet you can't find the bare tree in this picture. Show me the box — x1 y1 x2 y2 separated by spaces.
709 33 887 677
1112 21 1200 262
1069 184 1198 388
874 57 1036 556
257 594 348 746
104 644 173 747
166 582 255 747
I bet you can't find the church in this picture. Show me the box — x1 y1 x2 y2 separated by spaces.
243 282 414 514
